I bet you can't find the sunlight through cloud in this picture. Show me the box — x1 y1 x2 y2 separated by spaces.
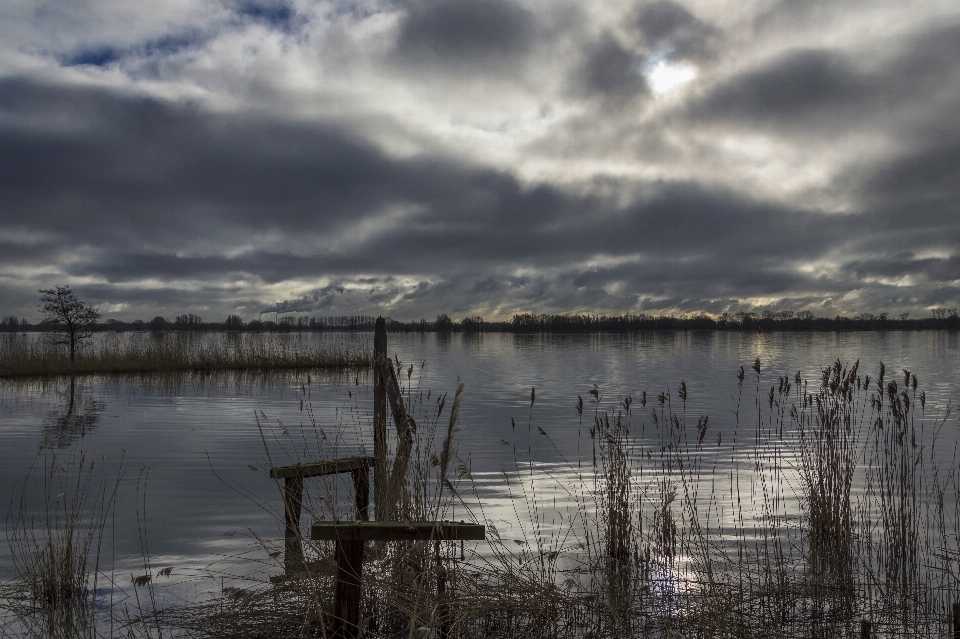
647 59 696 94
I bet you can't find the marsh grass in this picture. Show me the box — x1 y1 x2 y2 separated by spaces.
162 358 960 638
8 357 959 638
3 449 123 638
0 332 369 378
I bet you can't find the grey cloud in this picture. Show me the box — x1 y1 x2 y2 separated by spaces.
688 48 874 130
3 1 960 325
844 254 960 282
688 21 960 135
394 0 536 68
260 283 346 313
0 67 946 319
635 0 718 62
572 33 649 102
858 136 960 216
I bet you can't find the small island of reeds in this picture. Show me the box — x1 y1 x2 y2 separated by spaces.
0 332 369 378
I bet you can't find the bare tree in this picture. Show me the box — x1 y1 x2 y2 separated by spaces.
38 286 101 363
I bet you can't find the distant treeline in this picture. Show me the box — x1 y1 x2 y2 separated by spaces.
0 313 381 332
3 308 959 333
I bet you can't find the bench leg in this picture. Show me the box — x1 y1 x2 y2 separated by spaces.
333 539 365 639
283 476 304 574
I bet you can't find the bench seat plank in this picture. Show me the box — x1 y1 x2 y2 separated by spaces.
312 521 485 542
270 455 373 480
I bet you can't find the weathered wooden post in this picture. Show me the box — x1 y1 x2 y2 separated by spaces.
312 521 485 639
373 317 387 521
953 601 960 639
282 475 305 573
860 619 871 639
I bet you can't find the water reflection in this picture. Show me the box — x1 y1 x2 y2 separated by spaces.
41 377 104 449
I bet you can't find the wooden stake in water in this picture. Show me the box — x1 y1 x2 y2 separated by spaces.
312 521 485 639
373 317 387 521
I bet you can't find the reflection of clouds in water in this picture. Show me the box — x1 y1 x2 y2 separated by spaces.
41 377 105 449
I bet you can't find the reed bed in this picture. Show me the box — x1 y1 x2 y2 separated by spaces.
171 358 959 639
4 357 959 638
0 332 369 378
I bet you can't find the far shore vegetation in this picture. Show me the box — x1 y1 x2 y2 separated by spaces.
3 307 959 335
1 284 956 378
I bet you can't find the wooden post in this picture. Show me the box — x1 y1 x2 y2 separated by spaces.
953 602 960 639
373 317 387 521
352 467 369 521
282 476 304 573
860 619 871 639
313 522 485 639
333 539 365 639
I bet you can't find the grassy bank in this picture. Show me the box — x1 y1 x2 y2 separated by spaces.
0 333 370 378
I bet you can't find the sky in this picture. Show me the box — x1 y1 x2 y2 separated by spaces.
1 0 959 323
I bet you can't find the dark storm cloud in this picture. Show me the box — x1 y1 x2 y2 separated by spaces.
394 0 536 68
3 0 960 324
572 33 649 102
688 21 960 134
635 0 718 62
858 135 960 215
688 48 875 130
0 73 925 316
844 254 960 282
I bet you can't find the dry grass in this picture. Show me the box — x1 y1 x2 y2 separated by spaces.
0 333 369 378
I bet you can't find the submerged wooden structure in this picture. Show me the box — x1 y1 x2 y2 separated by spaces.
269 317 485 638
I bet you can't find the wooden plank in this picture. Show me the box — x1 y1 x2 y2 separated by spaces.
269 455 373 480
373 317 387 521
351 467 369 521
312 521 486 542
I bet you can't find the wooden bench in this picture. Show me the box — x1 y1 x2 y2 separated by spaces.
312 521 486 639
270 456 373 573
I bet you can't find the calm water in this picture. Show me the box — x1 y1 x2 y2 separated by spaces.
1 330 958 607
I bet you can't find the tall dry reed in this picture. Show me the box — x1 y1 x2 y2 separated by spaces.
4 449 123 638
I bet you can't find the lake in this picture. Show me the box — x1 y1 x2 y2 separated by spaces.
2 329 959 618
